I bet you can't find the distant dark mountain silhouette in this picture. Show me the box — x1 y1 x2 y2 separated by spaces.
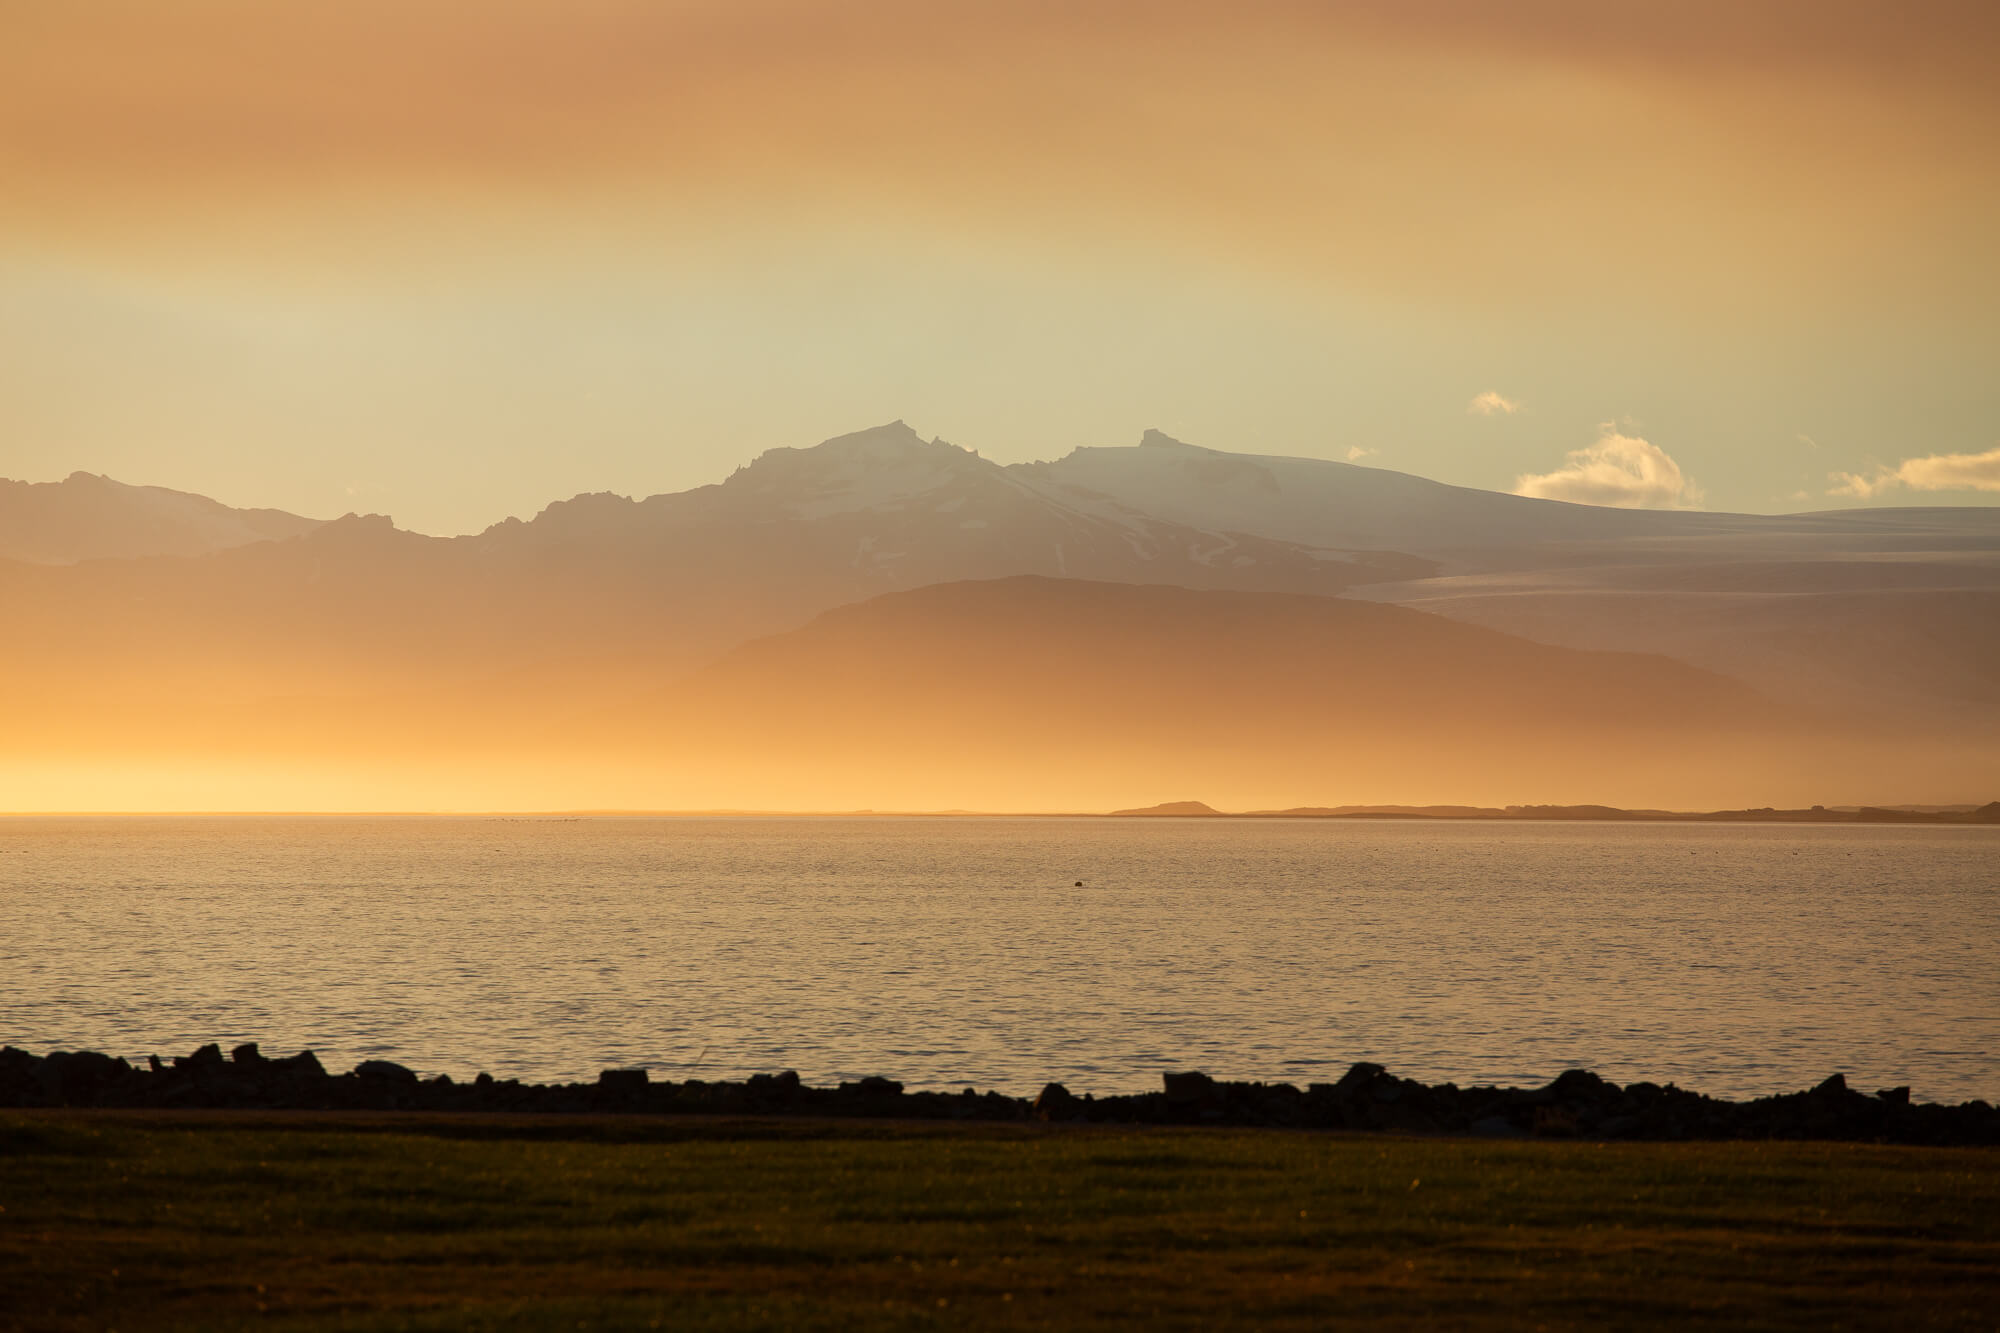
652 574 1774 731
1131 802 2000 824
0 471 322 564
606 576 1921 811
1367 581 2000 729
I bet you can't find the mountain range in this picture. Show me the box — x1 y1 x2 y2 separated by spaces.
3 422 1994 810
1 471 323 565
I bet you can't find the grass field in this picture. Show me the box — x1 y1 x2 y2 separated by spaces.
3 1112 1996 1330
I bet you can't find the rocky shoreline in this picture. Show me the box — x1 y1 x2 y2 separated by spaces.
5 1043 1996 1146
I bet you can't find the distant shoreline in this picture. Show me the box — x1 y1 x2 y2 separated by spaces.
3 802 1998 823
1105 800 2000 825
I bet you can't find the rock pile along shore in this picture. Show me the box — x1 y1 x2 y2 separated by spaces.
3 1044 1994 1146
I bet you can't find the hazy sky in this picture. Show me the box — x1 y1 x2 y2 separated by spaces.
4 0 1996 534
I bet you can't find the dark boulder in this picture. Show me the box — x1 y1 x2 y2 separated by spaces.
272 1050 326 1078
42 1050 132 1104
1549 1069 1617 1100
0 1047 40 1099
175 1044 225 1073
1533 1104 1581 1138
355 1059 419 1084
1330 1062 1387 1096
599 1069 649 1096
826 1076 906 1114
1033 1082 1081 1121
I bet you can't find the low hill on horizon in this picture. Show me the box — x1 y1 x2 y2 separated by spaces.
1112 801 2000 824
1 572 1989 812
600 577 1986 812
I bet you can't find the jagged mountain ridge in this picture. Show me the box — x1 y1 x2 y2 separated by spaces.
477 421 1428 593
0 471 323 564
5 419 1995 754
15 422 1996 579
0 424 1433 747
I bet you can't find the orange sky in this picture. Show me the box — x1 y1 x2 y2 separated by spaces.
3 0 1997 530
11 1 1993 302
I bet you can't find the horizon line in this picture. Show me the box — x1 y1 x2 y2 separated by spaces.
4 803 1994 821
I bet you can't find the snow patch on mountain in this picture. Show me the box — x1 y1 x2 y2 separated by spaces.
727 421 991 519
1012 429 1757 559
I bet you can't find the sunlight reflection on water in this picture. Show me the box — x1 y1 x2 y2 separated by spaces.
3 816 1995 1101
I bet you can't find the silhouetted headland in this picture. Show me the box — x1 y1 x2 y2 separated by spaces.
1111 800 2000 824
6 1044 1994 1146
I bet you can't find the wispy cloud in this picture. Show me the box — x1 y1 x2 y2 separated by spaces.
1513 427 1704 509
1344 446 1376 462
1828 446 2000 498
1796 433 1818 449
1468 391 1520 416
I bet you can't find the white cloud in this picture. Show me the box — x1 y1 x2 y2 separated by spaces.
1468 391 1521 416
1827 471 1886 499
1512 427 1704 509
1828 446 2000 499
1344 446 1376 462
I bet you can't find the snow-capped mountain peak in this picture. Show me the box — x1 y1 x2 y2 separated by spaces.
724 421 993 518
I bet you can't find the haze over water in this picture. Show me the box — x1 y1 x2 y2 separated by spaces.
4 816 1994 1104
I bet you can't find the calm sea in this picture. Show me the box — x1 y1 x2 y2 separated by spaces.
2 817 1995 1102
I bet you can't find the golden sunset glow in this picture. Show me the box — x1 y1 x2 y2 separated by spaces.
5 1 1997 533
2 2 1996 812
9 19 2000 1330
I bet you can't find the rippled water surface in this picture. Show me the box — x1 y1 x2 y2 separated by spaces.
3 817 1995 1101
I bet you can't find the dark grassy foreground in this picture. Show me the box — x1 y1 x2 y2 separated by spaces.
3 1113 1996 1331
